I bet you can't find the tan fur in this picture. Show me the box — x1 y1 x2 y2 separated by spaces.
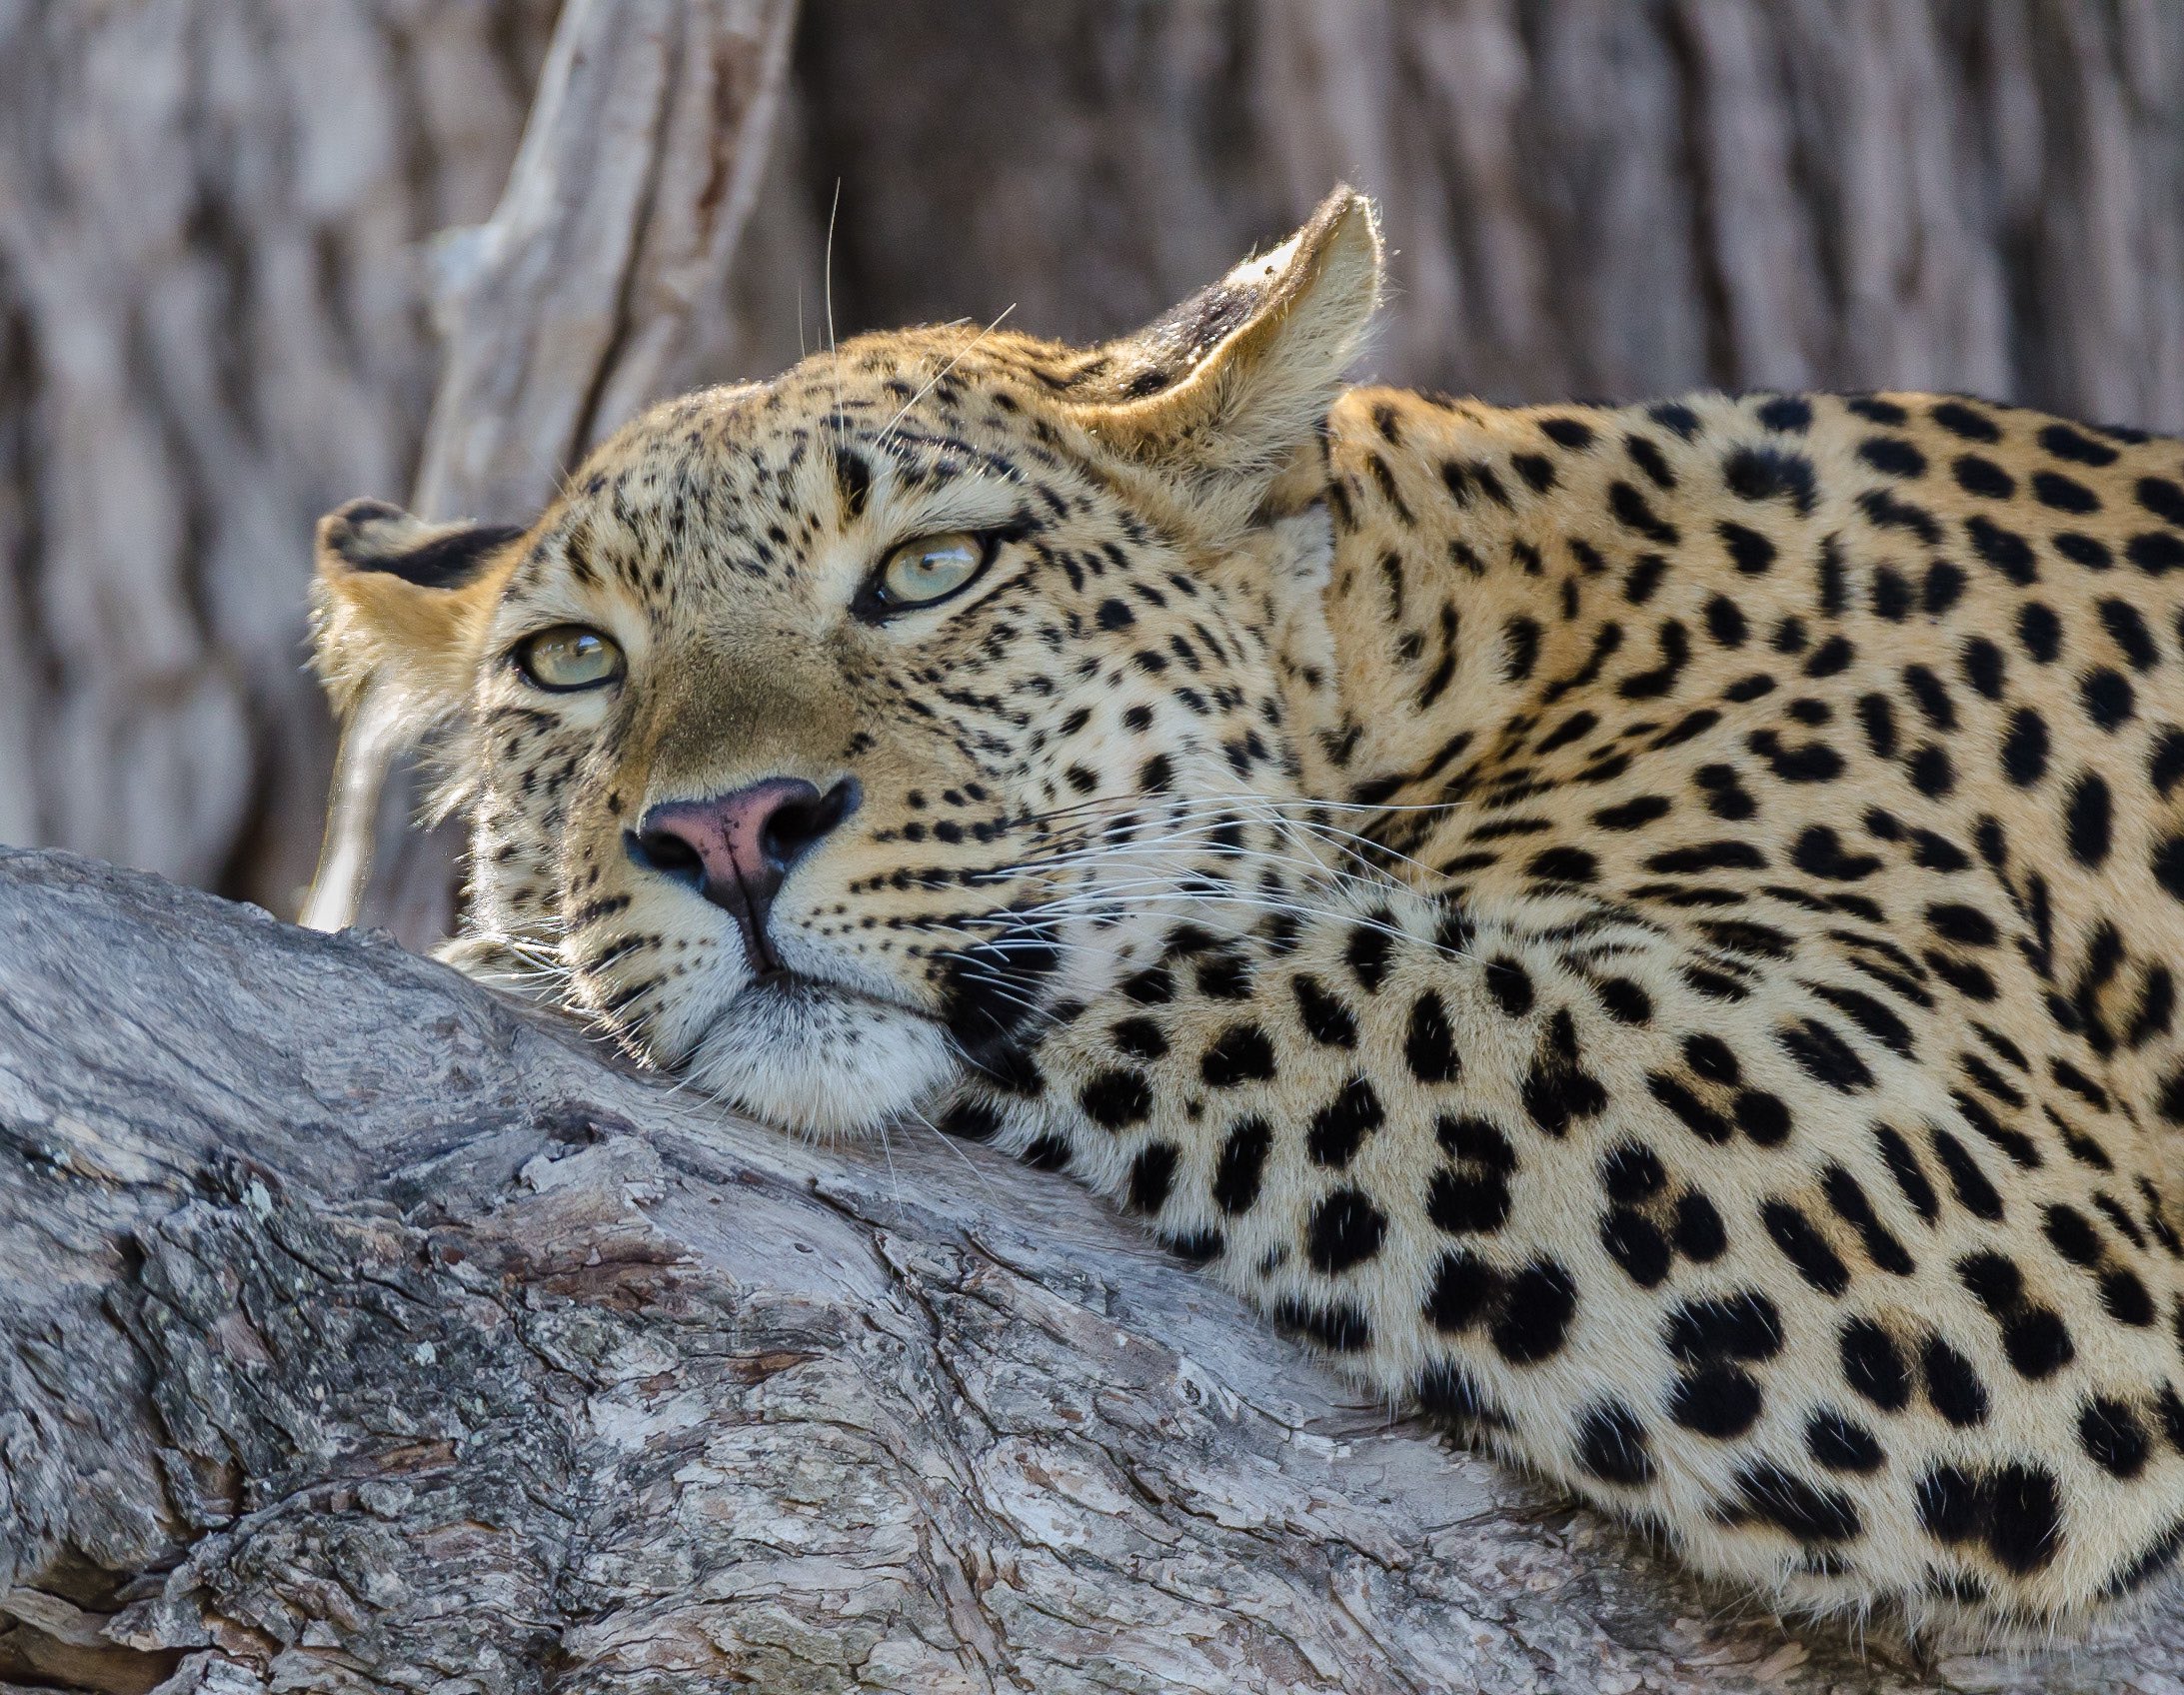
309 188 2184 1636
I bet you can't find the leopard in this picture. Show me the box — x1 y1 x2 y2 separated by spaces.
307 188 2184 1637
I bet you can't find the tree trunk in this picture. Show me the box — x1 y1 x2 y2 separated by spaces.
6 1 2184 927
1 848 2179 1694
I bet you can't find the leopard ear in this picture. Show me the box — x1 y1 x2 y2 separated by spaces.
303 499 526 930
1061 186 1382 536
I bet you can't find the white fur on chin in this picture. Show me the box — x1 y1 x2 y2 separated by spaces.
683 979 959 1139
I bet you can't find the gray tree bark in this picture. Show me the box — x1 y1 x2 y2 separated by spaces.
3 851 2182 1692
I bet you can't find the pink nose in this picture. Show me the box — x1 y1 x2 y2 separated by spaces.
625 777 862 968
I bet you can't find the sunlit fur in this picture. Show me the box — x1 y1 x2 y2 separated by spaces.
312 189 2184 1638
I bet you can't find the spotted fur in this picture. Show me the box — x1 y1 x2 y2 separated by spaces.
310 190 2184 1635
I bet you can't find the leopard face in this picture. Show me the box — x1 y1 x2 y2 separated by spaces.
309 194 1379 1136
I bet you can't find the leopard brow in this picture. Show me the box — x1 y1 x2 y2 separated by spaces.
868 476 1031 539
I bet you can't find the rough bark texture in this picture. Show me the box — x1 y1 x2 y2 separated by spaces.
2 849 2181 1694
7 2 2184 930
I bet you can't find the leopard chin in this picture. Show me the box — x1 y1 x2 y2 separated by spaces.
681 976 961 1139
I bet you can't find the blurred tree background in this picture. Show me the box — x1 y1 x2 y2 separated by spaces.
3 0 2181 942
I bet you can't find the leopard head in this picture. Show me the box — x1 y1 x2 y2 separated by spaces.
309 188 1381 1135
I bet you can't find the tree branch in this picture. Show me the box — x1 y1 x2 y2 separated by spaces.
3 850 2179 1691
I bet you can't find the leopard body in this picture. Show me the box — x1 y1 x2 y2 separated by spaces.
310 191 2184 1633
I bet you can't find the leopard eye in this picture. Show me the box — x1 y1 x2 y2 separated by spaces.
870 531 992 613
512 625 624 692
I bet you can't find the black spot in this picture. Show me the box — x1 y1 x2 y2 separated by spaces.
1522 1013 1608 1135
2100 598 2158 668
1672 1191 1728 1261
1307 1186 1389 1274
1778 1016 1874 1092
2000 709 2049 786
1600 1207 1672 1288
1856 694 1897 759
2002 1308 2076 1380
1422 1247 1499 1334
1959 632 2002 696
2018 601 2063 663
1430 1161 1512 1236
1212 1117 1272 1215
1682 1032 1741 1083
1666 1291 1783 1363
1952 454 2015 499
1764 1199 1851 1295
2067 773 2114 866
1746 729 1844 784
1806 1409 1883 1474
1501 616 1542 682
1966 515 2038 586
2152 835 2184 902
1096 597 1134 631
2139 475 2184 528
1080 1068 1152 1130
1757 395 1813 433
1405 990 1462 1083
1921 1336 1989 1427
1492 1260 1578 1364
1931 400 2002 442
1161 1227 1224 1264
1805 980 1914 1060
2041 422 2118 466
1577 1400 1655 1485
1021 1133 1072 1172
1414 1359 1499 1427
1345 923 1394 992
1307 1076 1385 1168
1274 1295 1371 1353
1670 1365 1763 1438
2033 470 2099 514
1127 1142 1179 1213
1929 1126 2005 1221
2154 733 2184 800
2080 1397 2152 1480
1528 846 1599 883
1649 401 1701 439
1839 1316 1911 1410
938 1097 1002 1142
1983 1464 2064 1575
1725 446 1817 514
1110 1016 1168 1060
1596 977 1652 1023
2082 668 2135 732
1291 973 1358 1047
1733 1461 1862 1543
1705 595 1749 647
1194 949 1253 1001
1735 1090 1793 1145
1610 480 1679 544
1793 825 1882 881
1199 1024 1277 1088
1907 741 1955 798
1858 435 1926 477
2128 530 2184 574
2055 531 2113 571
1120 965 1174 1004
1719 521 1777 574
1648 1073 1730 1145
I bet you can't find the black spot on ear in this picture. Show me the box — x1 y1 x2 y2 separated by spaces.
335 512 526 589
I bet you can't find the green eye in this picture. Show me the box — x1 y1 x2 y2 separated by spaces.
513 625 624 691
872 532 992 612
